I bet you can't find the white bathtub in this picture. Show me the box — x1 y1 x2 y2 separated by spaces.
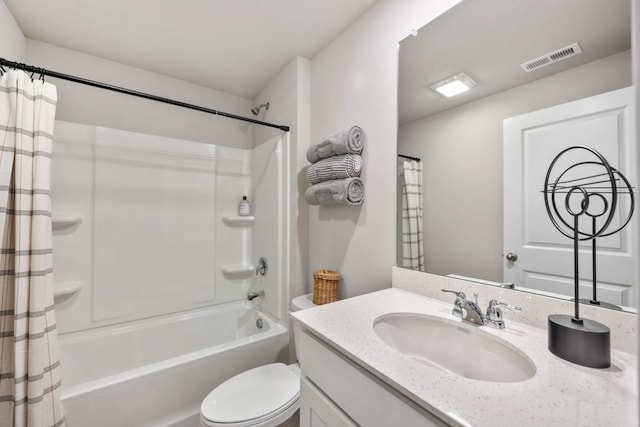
58 301 288 427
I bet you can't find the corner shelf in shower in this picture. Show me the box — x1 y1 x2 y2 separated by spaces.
53 281 83 300
52 215 84 231
221 216 255 227
221 265 254 280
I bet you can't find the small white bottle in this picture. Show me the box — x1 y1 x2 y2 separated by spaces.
238 196 251 216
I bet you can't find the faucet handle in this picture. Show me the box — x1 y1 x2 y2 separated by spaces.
485 299 521 329
488 299 521 312
441 289 466 299
442 289 466 320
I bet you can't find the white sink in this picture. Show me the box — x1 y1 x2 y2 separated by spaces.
373 312 536 383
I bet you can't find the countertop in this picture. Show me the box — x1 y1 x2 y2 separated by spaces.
291 288 638 427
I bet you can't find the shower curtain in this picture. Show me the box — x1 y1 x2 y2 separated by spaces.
0 70 65 426
401 160 424 271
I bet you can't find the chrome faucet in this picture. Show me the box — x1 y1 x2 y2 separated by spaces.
441 289 521 329
248 290 264 301
441 289 485 326
255 257 268 276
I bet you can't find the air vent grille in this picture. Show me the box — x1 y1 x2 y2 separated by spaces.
520 43 582 72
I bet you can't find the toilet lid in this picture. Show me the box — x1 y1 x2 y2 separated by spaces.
201 363 300 425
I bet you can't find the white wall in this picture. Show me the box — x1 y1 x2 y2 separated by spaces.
399 51 632 282
0 1 25 61
25 39 254 149
253 56 312 300
308 0 462 299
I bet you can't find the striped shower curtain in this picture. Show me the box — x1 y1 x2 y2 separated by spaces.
401 160 424 271
0 70 65 426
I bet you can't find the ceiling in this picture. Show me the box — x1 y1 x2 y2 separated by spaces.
399 0 631 124
4 0 378 99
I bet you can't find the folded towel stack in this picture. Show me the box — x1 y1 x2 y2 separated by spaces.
305 126 366 206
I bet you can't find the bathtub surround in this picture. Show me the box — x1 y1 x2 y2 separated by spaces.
51 121 289 332
0 70 65 426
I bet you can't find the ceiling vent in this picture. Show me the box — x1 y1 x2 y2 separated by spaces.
520 42 582 72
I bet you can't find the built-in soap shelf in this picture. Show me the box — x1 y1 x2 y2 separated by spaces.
52 215 84 231
53 281 83 299
221 265 254 279
221 216 255 227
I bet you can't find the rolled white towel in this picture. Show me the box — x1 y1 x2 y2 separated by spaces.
306 126 366 163
304 178 365 206
307 154 362 185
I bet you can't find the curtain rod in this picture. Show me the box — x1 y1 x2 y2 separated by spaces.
0 58 290 132
398 153 421 162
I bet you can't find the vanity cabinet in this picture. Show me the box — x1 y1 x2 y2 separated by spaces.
296 328 446 427
299 377 356 427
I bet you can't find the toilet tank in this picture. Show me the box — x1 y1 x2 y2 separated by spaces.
291 294 316 312
289 294 317 362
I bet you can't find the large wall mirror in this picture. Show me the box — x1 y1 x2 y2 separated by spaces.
397 0 637 311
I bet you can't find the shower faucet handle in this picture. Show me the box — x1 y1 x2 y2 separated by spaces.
255 257 268 276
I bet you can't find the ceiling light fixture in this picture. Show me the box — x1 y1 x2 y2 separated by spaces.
429 72 477 97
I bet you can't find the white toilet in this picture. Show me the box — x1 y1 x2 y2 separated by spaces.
200 294 317 427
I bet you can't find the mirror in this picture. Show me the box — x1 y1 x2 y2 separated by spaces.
397 0 636 310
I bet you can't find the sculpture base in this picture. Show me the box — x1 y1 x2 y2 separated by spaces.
548 314 610 369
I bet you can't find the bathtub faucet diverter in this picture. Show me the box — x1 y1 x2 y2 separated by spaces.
248 291 265 301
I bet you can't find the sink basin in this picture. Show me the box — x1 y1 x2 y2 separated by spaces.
373 313 536 383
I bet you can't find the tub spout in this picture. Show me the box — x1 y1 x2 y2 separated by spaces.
248 291 265 301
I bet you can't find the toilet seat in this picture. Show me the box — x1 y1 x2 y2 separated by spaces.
201 363 300 427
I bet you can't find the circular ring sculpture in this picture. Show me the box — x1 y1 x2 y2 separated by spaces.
543 146 634 241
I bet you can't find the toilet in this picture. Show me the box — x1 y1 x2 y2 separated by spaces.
200 294 317 427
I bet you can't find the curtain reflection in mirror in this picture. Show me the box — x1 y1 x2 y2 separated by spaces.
399 157 424 271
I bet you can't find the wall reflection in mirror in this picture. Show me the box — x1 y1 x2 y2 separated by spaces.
396 0 637 310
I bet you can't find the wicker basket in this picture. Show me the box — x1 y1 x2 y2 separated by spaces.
312 269 340 305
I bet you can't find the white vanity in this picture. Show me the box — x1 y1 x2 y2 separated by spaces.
290 270 638 427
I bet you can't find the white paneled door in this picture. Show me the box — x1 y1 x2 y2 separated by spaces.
503 87 636 307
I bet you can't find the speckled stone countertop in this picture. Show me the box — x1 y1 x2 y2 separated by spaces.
291 288 638 427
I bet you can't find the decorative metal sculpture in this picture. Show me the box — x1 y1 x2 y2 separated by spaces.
543 145 634 368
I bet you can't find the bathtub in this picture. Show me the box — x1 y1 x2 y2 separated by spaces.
58 301 288 427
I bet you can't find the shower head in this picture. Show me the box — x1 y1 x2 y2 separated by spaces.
251 102 270 116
